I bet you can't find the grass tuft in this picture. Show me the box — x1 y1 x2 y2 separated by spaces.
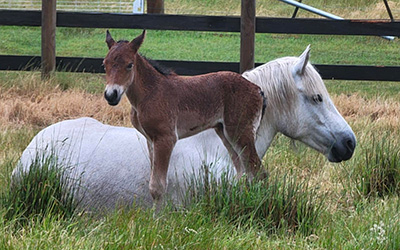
184 164 325 235
1 150 80 225
356 134 400 198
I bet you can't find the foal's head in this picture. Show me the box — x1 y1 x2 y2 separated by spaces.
103 30 145 106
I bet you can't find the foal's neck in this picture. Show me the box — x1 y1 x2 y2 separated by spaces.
126 54 164 107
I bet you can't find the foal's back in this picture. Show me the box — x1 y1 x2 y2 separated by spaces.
153 71 263 139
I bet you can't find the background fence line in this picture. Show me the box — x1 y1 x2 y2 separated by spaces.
0 10 399 81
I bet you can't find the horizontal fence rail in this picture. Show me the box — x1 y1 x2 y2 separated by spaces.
0 10 400 81
0 1 136 13
2 55 400 81
1 10 400 36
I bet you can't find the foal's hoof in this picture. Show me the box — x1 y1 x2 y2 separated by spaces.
151 198 164 218
257 170 269 180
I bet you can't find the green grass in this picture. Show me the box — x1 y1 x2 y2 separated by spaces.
1 26 399 66
184 164 325 236
1 0 400 248
355 133 400 197
2 153 79 225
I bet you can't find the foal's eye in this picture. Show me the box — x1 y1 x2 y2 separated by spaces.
127 63 133 70
311 94 323 104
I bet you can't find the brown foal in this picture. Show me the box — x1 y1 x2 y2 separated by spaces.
103 30 266 205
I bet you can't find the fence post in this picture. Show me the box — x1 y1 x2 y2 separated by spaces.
41 0 57 80
240 0 255 73
147 0 164 14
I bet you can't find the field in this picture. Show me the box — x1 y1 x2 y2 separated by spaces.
1 0 400 249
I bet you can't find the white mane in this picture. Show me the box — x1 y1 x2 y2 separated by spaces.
243 56 329 116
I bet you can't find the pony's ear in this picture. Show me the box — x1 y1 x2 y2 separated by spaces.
106 30 116 49
293 45 311 75
130 30 146 53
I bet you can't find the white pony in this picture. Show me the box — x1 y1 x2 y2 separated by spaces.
13 46 356 211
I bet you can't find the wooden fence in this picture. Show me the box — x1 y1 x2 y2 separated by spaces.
1 10 400 81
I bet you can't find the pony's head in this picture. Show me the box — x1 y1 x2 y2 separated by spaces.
243 45 356 163
103 30 146 106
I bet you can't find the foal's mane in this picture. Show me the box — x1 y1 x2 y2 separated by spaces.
116 40 175 76
243 56 329 115
142 56 175 77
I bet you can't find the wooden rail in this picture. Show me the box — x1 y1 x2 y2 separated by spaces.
2 55 400 81
1 10 399 36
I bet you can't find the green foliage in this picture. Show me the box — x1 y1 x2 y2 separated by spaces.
1 151 80 224
356 134 400 197
184 164 325 235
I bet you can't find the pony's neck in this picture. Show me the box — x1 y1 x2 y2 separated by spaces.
255 113 278 159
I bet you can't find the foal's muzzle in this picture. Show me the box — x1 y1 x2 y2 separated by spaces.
328 133 357 162
104 84 124 106
104 89 120 106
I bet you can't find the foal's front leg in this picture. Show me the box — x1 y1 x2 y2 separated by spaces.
147 140 154 167
149 135 177 207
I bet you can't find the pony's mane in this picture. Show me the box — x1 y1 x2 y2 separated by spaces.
243 56 329 115
116 40 175 76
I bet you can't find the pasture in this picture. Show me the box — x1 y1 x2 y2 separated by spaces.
1 0 400 249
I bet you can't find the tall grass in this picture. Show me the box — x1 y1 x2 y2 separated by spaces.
1 151 80 225
356 134 400 198
184 164 325 235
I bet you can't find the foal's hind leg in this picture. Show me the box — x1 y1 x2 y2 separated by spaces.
214 124 245 177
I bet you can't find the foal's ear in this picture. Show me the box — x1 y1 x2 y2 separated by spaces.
106 30 116 49
130 30 146 53
293 45 311 75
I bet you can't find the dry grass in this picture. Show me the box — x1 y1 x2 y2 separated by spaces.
0 74 132 130
1 72 399 137
335 93 400 129
347 1 400 19
2 81 399 131
1 90 131 128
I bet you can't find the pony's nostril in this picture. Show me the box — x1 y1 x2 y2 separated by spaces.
329 136 356 163
345 136 356 153
346 139 354 150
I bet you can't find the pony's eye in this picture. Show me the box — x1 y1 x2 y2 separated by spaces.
312 94 323 103
127 63 133 70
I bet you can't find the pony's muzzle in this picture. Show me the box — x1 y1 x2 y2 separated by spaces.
328 133 356 162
